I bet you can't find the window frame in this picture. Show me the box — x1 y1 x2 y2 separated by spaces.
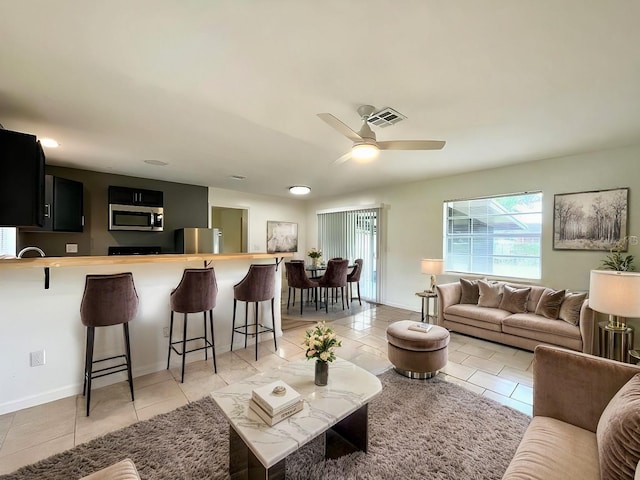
443 191 543 280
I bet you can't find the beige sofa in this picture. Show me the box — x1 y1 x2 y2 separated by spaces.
436 280 596 353
503 345 640 480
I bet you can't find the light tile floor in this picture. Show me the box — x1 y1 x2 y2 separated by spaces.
0 304 533 475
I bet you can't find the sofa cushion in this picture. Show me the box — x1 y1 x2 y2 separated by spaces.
597 373 640 480
502 416 599 480
459 278 480 304
444 304 510 332
499 284 531 313
503 313 582 341
559 292 587 326
478 280 503 308
535 288 566 319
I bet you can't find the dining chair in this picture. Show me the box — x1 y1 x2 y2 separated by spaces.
285 261 318 314
317 258 349 312
347 258 364 306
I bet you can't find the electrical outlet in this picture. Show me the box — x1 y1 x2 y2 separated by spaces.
163 327 170 338
65 243 78 253
30 350 46 367
629 236 639 246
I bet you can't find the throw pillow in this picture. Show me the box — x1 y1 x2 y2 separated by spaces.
535 288 566 319
558 292 587 325
459 278 480 304
477 280 503 308
499 284 531 313
597 373 640 480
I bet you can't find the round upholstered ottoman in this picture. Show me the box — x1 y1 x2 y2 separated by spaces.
386 320 450 379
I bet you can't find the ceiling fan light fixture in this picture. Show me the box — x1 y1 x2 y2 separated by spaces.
351 143 379 160
289 185 311 195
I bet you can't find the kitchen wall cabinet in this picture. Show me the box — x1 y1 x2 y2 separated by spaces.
0 129 45 227
43 175 84 232
108 185 163 207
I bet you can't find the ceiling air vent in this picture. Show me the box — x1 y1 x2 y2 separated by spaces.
366 107 407 128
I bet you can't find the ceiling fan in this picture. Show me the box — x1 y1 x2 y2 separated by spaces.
317 105 445 164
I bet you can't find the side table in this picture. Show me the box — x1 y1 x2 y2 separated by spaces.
415 291 438 323
598 321 634 363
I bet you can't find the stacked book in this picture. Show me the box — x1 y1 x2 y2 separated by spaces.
250 381 303 426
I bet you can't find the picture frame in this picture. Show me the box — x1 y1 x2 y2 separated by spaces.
266 221 298 254
553 187 629 251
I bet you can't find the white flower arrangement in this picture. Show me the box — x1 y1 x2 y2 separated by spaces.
303 321 342 363
307 248 322 259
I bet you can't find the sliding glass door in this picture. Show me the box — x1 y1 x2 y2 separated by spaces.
317 207 380 303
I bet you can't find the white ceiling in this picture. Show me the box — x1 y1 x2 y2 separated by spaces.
1 1 640 200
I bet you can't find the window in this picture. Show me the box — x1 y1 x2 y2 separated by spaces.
0 227 17 256
444 192 542 279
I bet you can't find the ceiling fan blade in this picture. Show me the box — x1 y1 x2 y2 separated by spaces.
377 140 446 150
317 113 363 142
331 151 352 165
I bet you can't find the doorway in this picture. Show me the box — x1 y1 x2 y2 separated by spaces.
211 206 248 253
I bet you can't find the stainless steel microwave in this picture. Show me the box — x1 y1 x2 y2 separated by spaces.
108 204 164 231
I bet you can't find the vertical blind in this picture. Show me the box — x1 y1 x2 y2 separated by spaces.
317 208 379 302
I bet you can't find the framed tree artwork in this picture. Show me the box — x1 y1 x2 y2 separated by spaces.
266 221 298 253
553 187 629 251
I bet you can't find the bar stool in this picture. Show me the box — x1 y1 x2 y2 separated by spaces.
80 272 139 417
167 268 218 383
230 264 277 361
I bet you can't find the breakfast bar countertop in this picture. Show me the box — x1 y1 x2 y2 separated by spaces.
0 252 293 269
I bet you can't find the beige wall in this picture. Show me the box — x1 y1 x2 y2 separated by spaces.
305 144 640 336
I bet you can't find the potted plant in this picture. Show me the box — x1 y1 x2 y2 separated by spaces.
601 238 635 272
307 247 323 267
303 321 342 386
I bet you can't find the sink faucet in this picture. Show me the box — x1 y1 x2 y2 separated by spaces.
17 246 46 258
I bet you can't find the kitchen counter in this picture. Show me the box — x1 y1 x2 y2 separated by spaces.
0 252 292 269
0 252 294 415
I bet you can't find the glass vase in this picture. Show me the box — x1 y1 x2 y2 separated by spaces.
312 257 320 267
315 360 329 386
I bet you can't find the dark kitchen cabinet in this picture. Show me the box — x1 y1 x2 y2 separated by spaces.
108 186 163 207
43 175 84 232
0 129 45 227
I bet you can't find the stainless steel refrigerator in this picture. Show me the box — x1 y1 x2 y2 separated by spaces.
175 228 223 254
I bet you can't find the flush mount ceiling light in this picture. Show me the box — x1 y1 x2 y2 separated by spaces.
144 159 168 166
289 185 311 195
39 138 59 148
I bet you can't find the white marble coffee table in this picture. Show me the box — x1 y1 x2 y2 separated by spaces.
211 357 382 480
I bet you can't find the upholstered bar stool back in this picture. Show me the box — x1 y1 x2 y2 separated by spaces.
80 272 138 416
317 258 349 312
347 258 364 306
231 264 277 361
285 261 319 314
167 268 218 383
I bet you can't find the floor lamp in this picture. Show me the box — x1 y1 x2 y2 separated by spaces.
421 259 444 293
589 270 640 329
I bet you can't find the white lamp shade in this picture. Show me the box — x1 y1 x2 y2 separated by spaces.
589 270 640 318
421 259 444 275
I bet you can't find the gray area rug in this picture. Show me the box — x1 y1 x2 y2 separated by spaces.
1 370 530 480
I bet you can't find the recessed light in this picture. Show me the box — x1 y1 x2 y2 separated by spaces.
40 138 59 148
144 159 169 166
230 175 247 180
289 185 311 195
